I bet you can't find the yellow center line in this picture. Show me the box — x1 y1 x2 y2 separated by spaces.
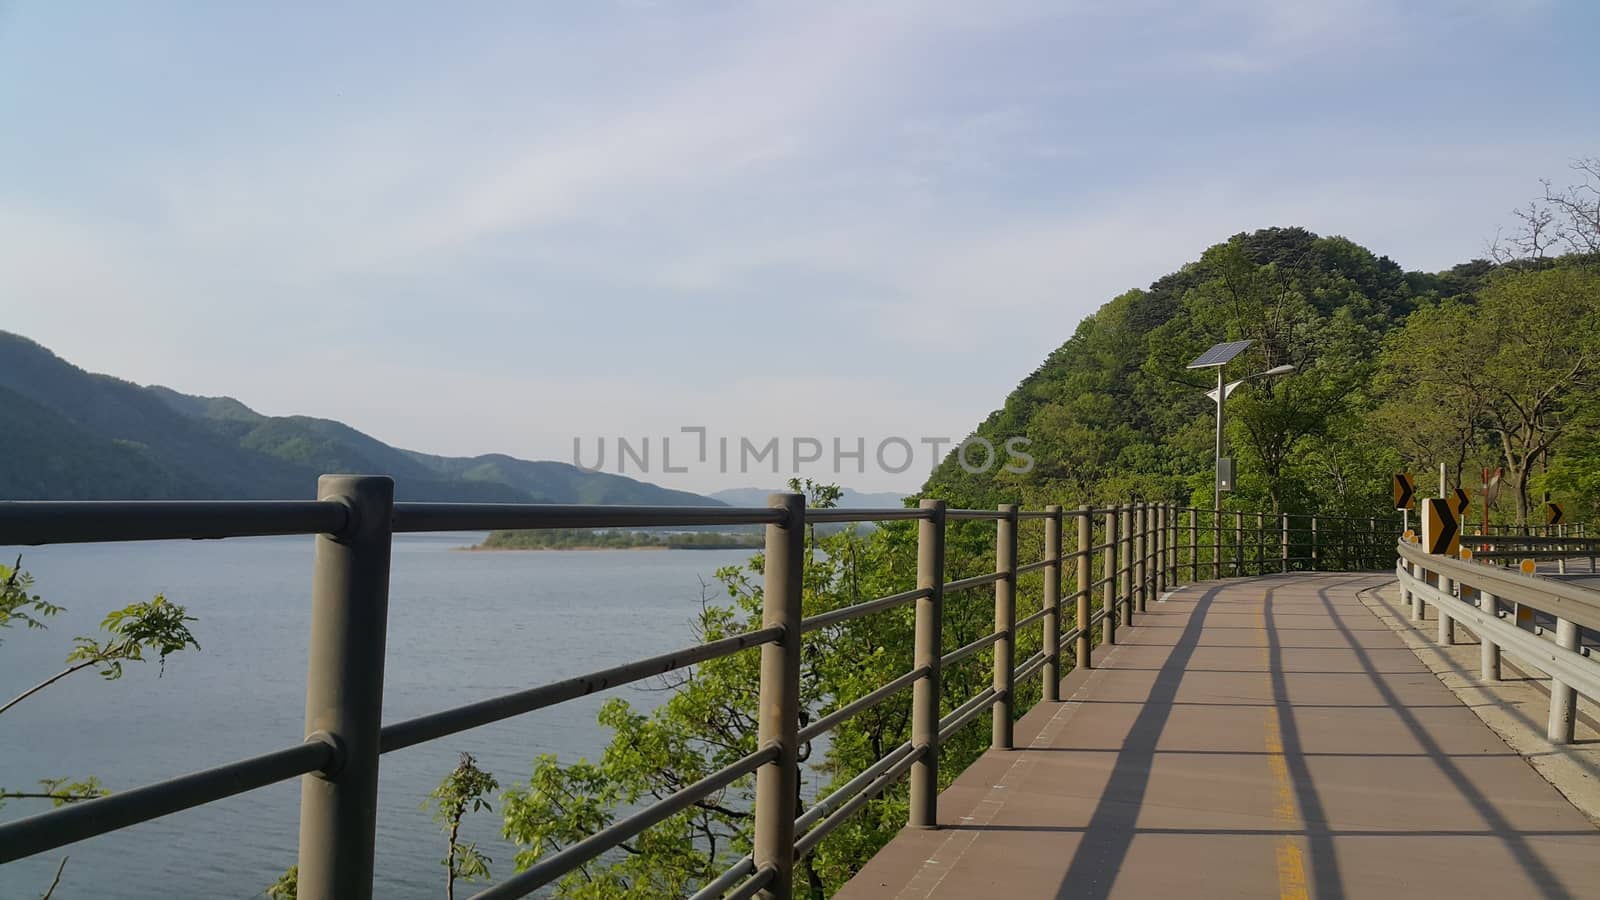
1261 594 1309 900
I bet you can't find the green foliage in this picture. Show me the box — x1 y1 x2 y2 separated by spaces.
0 555 62 637
65 595 200 681
264 866 298 900
426 752 499 899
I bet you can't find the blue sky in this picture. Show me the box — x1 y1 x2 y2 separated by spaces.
3 1 1597 493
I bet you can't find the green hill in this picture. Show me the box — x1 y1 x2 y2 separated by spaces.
0 331 723 506
920 227 1510 518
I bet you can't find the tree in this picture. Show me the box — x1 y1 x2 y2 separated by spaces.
0 556 200 897
1491 156 1600 261
1377 266 1600 524
426 752 499 900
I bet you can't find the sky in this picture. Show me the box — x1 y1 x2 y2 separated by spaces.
3 0 1598 494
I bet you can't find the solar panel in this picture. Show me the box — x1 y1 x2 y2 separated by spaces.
1186 339 1254 369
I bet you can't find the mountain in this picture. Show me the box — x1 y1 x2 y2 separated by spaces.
0 331 724 506
919 227 1494 515
708 487 909 509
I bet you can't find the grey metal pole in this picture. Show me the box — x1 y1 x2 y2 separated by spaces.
1437 575 1454 645
1280 513 1289 574
1120 505 1134 627
1480 590 1500 681
1214 366 1225 515
1103 507 1118 646
1155 503 1167 594
993 504 1018 751
1135 503 1148 613
297 474 395 900
1190 507 1199 583
909 499 944 829
754 492 805 898
1042 505 1062 702
1548 617 1580 744
1076 506 1093 670
1234 511 1244 578
1311 516 1319 571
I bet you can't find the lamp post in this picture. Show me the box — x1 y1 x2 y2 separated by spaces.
1186 341 1294 513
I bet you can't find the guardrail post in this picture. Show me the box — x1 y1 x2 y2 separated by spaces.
1104 507 1118 646
1156 503 1167 594
1212 508 1222 581
1310 516 1319 571
1190 507 1199 582
1369 517 1378 569
1043 505 1063 702
298 474 395 900
1479 589 1501 681
910 499 945 829
1077 506 1093 670
1548 617 1581 744
1234 510 1244 577
993 504 1018 751
1280 513 1289 573
1255 511 1264 575
1135 503 1148 613
754 492 805 898
1437 574 1454 645
1120 505 1134 627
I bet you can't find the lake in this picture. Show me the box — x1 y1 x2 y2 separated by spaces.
0 534 761 898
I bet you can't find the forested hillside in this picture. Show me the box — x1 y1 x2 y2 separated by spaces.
0 331 722 506
924 207 1600 527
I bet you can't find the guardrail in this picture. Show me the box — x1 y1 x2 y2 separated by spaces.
1462 533 1600 573
0 479 1392 900
1395 540 1600 745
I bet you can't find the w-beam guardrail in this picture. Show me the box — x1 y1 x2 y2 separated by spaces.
1396 540 1600 745
0 477 1393 900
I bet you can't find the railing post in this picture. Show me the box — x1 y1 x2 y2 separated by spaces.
1311 516 1319 571
1103 507 1118 646
298 474 395 900
909 499 945 829
1369 517 1378 569
1190 507 1199 582
993 504 1018 751
1135 503 1148 613
1212 508 1222 581
1548 617 1581 744
1479 589 1501 681
1043 505 1063 702
1234 510 1244 577
1280 512 1289 573
1156 503 1167 594
1077 506 1093 670
1120 505 1134 627
754 492 805 898
1437 573 1454 645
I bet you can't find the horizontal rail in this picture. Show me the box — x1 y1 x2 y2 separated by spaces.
938 687 997 744
1398 566 1600 699
1016 650 1048 683
943 570 1005 593
0 500 348 546
945 509 1005 521
794 743 922 856
1016 605 1054 630
941 630 1003 668
381 626 783 753
472 744 780 899
0 738 335 863
394 501 786 532
803 507 929 524
1397 542 1600 633
723 866 777 900
798 666 928 744
1015 557 1059 575
801 587 928 633
687 856 755 900
795 740 919 833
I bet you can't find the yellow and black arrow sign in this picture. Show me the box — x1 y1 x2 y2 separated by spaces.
1451 488 1470 517
1422 498 1460 557
1392 473 1415 510
1546 502 1564 525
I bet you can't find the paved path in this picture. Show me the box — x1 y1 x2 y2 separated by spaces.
837 572 1600 900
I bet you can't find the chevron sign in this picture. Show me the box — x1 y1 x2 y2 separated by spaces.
1421 498 1460 557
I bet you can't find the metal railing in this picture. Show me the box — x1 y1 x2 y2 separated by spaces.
1396 540 1600 745
0 482 1391 899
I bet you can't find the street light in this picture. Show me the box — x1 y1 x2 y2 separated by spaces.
1186 341 1296 513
